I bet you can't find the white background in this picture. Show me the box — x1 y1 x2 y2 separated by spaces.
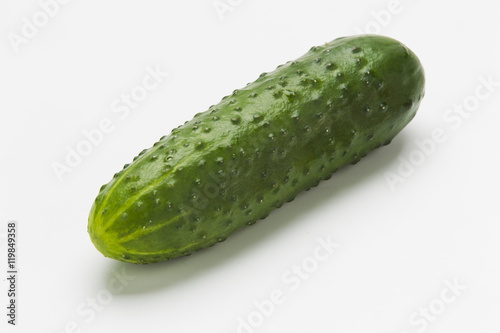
1 0 499 332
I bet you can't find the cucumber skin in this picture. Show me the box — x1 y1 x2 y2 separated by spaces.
88 35 425 263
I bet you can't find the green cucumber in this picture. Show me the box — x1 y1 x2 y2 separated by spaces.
88 35 425 263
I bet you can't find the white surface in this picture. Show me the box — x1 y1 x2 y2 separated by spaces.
1 0 499 332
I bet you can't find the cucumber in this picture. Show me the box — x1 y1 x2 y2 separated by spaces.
88 35 425 263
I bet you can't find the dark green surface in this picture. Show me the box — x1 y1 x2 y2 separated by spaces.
88 35 425 263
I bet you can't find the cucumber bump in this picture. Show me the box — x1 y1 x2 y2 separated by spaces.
88 35 425 263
